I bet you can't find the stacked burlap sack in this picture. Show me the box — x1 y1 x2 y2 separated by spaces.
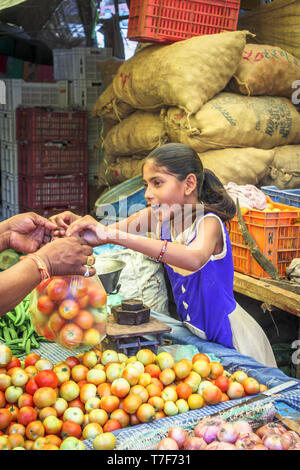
93 30 300 192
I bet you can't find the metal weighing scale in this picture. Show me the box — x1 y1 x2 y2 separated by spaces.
95 258 171 356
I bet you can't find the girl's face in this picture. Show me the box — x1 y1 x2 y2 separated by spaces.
143 159 196 222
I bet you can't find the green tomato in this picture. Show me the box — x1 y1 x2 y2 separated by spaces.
60 437 86 450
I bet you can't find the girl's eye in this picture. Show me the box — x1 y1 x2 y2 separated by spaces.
154 180 162 187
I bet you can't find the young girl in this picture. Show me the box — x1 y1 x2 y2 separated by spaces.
64 143 277 367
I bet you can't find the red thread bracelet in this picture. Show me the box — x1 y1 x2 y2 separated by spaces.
156 239 168 263
21 254 50 281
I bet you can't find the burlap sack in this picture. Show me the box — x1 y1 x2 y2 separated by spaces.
229 44 300 97
96 57 124 88
259 145 300 189
104 110 168 158
98 156 146 188
112 30 248 114
199 147 275 186
92 83 135 122
239 0 300 59
164 93 300 152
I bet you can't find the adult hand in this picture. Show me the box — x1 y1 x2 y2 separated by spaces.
36 236 96 277
49 211 82 239
66 215 109 247
6 212 57 253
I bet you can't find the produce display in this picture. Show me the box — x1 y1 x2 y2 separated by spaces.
29 276 107 350
157 418 300 450
0 346 275 451
0 295 52 358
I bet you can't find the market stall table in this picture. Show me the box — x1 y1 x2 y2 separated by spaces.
85 310 300 450
233 271 300 379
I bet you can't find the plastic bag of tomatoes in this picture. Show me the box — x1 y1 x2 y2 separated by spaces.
29 275 107 350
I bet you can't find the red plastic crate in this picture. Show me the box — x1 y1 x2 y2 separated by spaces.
19 175 88 210
18 142 88 176
230 200 300 279
19 205 88 218
127 0 241 43
16 107 88 143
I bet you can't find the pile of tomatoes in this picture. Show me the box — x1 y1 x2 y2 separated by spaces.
30 276 107 350
0 344 268 451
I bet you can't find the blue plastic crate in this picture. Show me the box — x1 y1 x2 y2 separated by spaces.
261 186 300 208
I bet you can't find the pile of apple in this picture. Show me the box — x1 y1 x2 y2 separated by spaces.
0 344 268 451
158 418 300 450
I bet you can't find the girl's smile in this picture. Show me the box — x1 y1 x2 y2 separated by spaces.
142 159 198 223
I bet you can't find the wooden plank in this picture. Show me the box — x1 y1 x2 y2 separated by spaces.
233 272 300 318
106 314 171 340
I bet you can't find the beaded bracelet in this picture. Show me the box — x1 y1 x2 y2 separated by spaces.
21 254 51 281
156 239 168 263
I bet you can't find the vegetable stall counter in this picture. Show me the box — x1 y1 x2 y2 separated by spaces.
233 271 300 379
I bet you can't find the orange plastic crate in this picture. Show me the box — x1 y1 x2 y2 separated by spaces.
128 0 241 43
230 200 300 279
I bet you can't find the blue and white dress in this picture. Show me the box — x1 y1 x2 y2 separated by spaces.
157 212 277 368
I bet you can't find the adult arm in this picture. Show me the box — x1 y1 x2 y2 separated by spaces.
0 237 96 317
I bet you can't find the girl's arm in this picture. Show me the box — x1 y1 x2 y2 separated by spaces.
67 215 221 272
108 206 153 235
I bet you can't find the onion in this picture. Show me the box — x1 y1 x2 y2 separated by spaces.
289 441 300 450
205 441 220 450
157 438 179 450
281 431 300 448
194 417 225 444
217 442 237 450
235 433 262 449
168 427 188 448
183 437 207 450
256 422 286 439
233 420 253 436
217 423 239 444
250 444 269 450
262 434 290 450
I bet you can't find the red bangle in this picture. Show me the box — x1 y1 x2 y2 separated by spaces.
156 240 168 263
21 254 50 281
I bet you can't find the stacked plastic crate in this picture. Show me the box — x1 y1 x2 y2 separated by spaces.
53 47 112 186
16 107 89 217
0 79 68 219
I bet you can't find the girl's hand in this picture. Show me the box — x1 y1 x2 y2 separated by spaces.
66 215 109 247
49 211 82 239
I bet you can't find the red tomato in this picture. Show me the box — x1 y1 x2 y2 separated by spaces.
17 406 37 426
18 393 34 408
61 420 82 439
0 408 12 430
48 312 66 333
214 375 230 393
69 277 88 299
74 310 94 330
47 278 69 301
88 286 107 308
58 299 80 320
24 353 40 368
6 357 21 370
36 279 52 294
78 295 88 309
35 370 58 389
25 377 39 395
64 356 80 368
0 390 6 408
37 295 55 315
59 323 83 349
40 325 56 341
